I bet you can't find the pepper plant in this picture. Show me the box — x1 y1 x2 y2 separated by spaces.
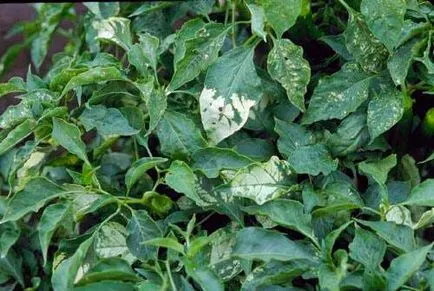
1 1 434 290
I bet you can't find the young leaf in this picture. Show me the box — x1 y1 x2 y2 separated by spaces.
191 147 253 178
125 157 167 193
385 243 433 291
355 219 415 253
1 177 64 223
60 67 124 97
358 154 397 186
0 119 36 156
52 118 89 164
232 227 316 262
156 111 207 159
199 46 261 145
38 202 72 265
243 199 316 241
402 179 434 207
349 226 386 268
79 105 139 137
128 32 159 76
267 39 310 111
246 3 266 41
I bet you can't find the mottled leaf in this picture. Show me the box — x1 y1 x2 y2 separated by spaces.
199 47 261 144
267 39 310 111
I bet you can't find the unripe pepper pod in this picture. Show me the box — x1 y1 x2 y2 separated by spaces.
422 107 434 136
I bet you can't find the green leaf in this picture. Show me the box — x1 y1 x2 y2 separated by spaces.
143 237 185 254
246 3 266 41
95 223 135 264
355 219 415 253
322 221 352 264
165 160 215 207
387 37 425 86
326 111 370 157
402 179 434 207
302 62 371 124
360 0 406 51
168 23 228 92
191 147 253 178
79 105 139 137
128 32 159 76
232 227 316 262
0 249 24 287
358 154 397 185
0 77 26 98
60 67 124 97
126 209 162 260
217 156 296 205
386 243 433 291
135 80 167 133
288 144 338 176
94 17 132 51
343 11 388 73
84 2 120 18
51 235 95 290
52 118 89 164
267 39 310 111
125 157 167 193
0 119 36 156
184 258 224 291
156 111 207 159
199 46 262 144
261 0 302 37
349 226 386 268
0 222 20 257
243 199 316 241
31 4 71 68
1 177 64 223
75 281 136 291
38 202 72 265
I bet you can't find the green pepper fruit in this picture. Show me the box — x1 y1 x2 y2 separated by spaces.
422 107 434 136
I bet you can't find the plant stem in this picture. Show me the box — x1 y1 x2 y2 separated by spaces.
231 0 237 48
165 260 177 291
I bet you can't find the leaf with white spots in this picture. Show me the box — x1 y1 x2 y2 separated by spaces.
216 156 296 205
267 39 310 112
167 22 228 92
367 77 404 141
302 62 372 124
360 0 406 51
260 0 302 38
200 47 262 144
343 11 389 73
93 17 132 51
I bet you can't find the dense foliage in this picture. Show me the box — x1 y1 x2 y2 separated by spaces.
1 1 434 290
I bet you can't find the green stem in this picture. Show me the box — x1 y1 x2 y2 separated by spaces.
231 0 237 48
165 260 177 291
